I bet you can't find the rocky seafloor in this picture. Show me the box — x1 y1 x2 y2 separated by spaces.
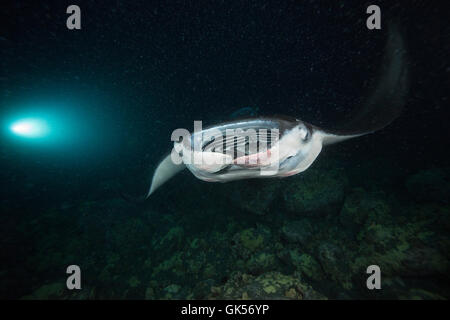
1 154 449 300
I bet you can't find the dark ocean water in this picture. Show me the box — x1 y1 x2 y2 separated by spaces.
1 0 449 299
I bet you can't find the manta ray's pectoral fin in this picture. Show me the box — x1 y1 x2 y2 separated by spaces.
321 23 409 139
146 153 185 198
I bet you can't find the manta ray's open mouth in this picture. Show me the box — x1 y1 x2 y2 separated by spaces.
199 128 277 159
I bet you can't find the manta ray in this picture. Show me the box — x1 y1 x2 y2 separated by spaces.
146 25 409 198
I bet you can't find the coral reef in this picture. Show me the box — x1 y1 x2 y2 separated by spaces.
230 179 283 215
283 168 348 216
209 272 326 300
6 161 449 300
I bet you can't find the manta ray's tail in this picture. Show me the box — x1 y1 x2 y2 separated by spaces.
331 23 409 136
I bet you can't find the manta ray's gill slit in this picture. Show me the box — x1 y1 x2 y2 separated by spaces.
202 136 215 151
222 134 227 155
233 136 239 159
245 135 250 156
199 126 278 157
256 132 260 154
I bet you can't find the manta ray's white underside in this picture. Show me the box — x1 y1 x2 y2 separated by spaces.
146 124 362 198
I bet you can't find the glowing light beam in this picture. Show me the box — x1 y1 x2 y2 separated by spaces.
9 118 50 138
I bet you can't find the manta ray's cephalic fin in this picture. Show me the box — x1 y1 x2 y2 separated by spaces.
146 153 185 198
